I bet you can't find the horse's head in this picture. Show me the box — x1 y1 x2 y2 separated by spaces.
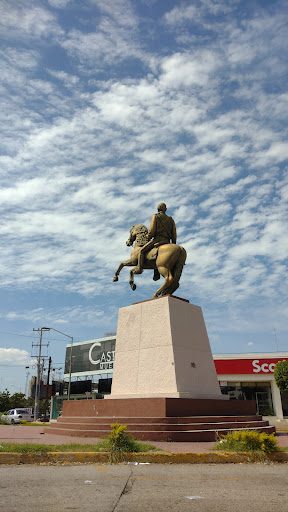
126 224 148 247
126 225 136 246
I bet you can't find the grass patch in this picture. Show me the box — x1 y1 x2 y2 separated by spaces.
214 430 279 454
0 439 157 454
0 421 50 426
96 438 156 454
21 422 51 426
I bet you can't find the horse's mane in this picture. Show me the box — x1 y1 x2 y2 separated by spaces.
132 224 148 233
132 224 148 247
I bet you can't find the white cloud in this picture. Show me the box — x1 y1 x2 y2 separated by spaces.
47 69 80 88
0 348 30 366
0 47 39 70
0 306 109 329
0 2 63 39
265 143 288 162
60 4 143 69
159 51 220 88
163 1 234 28
89 0 138 28
164 4 198 26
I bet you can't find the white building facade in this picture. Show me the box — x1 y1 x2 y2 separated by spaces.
214 353 288 420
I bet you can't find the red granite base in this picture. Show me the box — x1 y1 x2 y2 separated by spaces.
46 398 275 442
61 397 257 417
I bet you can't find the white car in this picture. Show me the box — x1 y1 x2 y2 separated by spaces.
1 408 34 424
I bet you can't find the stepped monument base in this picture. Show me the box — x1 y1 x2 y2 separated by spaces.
47 295 275 440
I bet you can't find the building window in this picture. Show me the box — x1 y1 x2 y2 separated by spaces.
220 381 274 416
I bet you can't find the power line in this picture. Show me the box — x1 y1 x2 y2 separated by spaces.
0 330 36 339
0 329 83 343
0 360 63 367
0 364 33 367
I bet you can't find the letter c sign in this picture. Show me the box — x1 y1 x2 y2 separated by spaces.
89 342 101 365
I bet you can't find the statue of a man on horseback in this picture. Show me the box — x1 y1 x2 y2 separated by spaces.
113 203 186 297
136 203 177 279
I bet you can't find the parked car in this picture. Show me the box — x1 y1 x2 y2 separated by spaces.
38 414 50 422
1 408 34 424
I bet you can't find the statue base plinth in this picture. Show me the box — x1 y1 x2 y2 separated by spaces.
47 397 274 441
108 295 226 400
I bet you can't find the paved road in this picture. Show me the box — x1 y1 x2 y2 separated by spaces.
0 463 287 512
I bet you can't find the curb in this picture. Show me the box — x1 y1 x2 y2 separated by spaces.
0 451 288 465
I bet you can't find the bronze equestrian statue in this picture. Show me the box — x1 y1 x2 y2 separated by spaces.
113 203 186 297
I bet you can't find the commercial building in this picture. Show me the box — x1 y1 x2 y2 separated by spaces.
214 353 288 420
62 336 288 421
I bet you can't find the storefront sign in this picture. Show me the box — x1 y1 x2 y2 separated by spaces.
64 337 116 377
214 357 287 375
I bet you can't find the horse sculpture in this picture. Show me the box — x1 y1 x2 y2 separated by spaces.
113 224 187 297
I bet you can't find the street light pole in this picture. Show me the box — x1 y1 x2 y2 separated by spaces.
41 327 74 400
68 338 73 400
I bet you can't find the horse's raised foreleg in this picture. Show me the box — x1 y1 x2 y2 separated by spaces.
113 259 134 282
129 269 137 291
129 261 148 290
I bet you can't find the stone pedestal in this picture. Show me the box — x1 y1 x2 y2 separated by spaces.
108 295 225 400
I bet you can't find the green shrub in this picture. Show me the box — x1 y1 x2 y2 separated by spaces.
214 430 279 454
98 423 156 463
0 413 9 425
274 361 288 392
261 407 275 417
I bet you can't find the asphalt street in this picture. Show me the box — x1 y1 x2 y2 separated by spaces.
0 463 287 512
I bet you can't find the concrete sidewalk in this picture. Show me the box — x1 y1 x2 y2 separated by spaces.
1 425 288 453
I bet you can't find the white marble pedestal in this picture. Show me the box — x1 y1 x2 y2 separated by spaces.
108 295 225 400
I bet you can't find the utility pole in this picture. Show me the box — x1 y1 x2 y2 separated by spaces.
43 356 52 421
32 326 73 419
33 327 50 421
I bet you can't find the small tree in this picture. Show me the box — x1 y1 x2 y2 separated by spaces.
9 393 27 409
0 389 10 412
274 360 288 392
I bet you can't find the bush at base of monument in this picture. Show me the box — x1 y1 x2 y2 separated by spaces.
98 423 157 463
214 430 279 454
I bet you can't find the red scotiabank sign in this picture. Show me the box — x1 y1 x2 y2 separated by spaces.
214 357 287 375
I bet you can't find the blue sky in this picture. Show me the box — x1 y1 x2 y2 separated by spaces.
0 0 287 394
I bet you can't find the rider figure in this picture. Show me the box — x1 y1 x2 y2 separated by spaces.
137 203 177 277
